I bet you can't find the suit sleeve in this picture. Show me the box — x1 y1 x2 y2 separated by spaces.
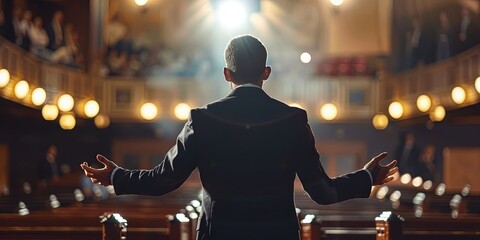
294 110 372 205
112 110 198 196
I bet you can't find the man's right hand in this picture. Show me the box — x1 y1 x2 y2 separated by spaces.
364 152 398 186
80 154 118 186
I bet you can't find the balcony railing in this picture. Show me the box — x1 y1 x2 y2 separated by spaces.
381 45 480 119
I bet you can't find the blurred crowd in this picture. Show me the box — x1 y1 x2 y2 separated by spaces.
0 6 84 69
99 14 216 78
399 7 480 72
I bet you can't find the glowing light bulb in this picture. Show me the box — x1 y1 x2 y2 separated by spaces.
475 77 480 94
372 114 388 130
174 103 191 121
94 114 110 129
388 101 403 119
429 105 446 122
416 95 431 112
59 114 76 130
31 88 46 106
42 104 59 120
0 69 10 87
451 86 466 104
57 94 74 112
140 102 158 120
14 80 29 99
84 100 100 118
320 103 338 121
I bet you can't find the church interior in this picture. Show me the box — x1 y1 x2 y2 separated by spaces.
0 0 480 239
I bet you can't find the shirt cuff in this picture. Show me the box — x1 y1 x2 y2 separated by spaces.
110 167 120 185
363 169 373 186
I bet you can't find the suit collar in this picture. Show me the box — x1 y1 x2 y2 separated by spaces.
227 86 270 98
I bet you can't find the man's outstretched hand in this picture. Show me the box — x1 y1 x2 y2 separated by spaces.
364 152 398 186
80 154 118 186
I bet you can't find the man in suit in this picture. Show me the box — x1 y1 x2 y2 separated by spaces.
81 35 397 240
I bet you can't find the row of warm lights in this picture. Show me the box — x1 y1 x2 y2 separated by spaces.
140 102 193 121
3 66 191 124
288 102 339 121
373 77 480 130
140 101 338 122
1 68 105 130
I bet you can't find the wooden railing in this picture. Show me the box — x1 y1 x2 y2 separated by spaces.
380 45 480 118
0 37 95 108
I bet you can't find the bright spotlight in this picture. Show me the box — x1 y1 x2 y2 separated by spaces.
330 0 344 7
300 52 312 64
134 0 148 6
216 0 247 28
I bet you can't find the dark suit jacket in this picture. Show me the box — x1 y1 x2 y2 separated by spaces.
112 86 372 240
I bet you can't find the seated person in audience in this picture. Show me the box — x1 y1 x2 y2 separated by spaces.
417 144 439 182
28 16 50 60
81 35 398 240
38 145 61 190
394 132 420 176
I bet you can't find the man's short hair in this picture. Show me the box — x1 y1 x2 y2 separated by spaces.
224 35 267 84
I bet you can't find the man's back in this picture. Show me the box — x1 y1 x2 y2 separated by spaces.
193 86 304 239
